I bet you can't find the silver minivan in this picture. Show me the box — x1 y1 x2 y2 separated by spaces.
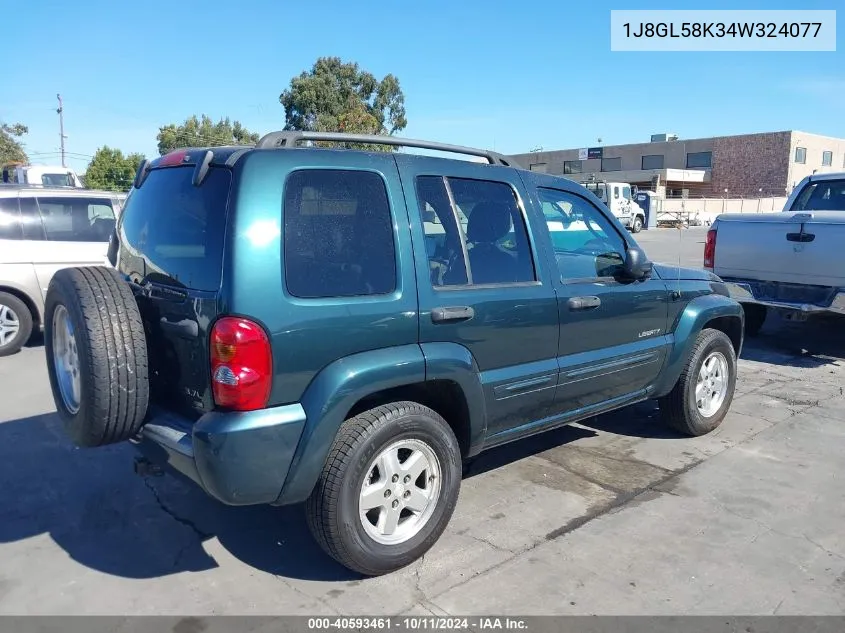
0 185 125 356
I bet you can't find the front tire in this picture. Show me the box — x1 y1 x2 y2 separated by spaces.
659 328 737 436
631 215 644 233
306 402 462 576
0 292 33 357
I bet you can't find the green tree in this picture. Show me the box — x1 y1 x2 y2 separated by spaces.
156 115 259 155
279 57 407 150
0 122 29 166
84 147 145 192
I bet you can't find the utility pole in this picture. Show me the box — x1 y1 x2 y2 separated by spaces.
56 93 67 167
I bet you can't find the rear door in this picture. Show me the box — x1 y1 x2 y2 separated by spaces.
18 193 115 301
397 155 560 444
115 163 232 419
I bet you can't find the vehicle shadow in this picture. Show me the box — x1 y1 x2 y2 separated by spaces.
0 411 354 582
0 406 640 584
740 314 845 367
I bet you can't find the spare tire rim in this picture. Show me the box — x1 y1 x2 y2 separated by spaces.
0 304 20 347
359 438 442 546
52 304 81 414
696 351 729 418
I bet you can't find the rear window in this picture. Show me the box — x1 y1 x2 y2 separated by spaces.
791 179 845 212
118 166 231 290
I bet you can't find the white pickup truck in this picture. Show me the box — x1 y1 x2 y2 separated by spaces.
704 172 845 335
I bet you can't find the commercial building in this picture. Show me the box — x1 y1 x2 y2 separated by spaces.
510 131 845 199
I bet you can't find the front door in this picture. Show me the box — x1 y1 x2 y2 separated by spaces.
527 182 670 416
396 155 560 443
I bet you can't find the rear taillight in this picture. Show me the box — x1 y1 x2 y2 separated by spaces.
210 317 272 411
703 228 717 270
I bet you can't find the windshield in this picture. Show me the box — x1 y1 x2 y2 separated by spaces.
791 179 845 211
41 173 74 187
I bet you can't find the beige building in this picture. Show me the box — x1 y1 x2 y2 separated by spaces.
510 131 845 198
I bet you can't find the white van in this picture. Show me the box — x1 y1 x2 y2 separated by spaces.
0 185 122 356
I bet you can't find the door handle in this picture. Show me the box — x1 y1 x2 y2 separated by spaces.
431 306 475 323
568 296 601 311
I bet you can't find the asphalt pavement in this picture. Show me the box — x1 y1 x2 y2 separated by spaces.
1 227 843 616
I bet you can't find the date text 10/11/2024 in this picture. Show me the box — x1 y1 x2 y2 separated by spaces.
622 21 823 39
307 617 529 630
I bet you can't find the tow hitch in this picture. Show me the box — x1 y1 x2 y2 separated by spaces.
133 456 164 477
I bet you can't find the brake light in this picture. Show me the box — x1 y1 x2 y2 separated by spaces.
210 317 272 411
703 228 717 270
159 150 189 167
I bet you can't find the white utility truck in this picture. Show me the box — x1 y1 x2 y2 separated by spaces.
582 180 646 233
2 163 84 188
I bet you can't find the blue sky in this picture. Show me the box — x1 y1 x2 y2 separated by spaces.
2 0 842 173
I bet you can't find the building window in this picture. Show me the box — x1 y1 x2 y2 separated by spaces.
563 160 582 174
601 157 621 172
795 147 806 164
686 152 712 169
529 163 547 173
822 151 833 166
641 154 664 170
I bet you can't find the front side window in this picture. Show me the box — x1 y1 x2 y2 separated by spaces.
622 186 632 200
686 152 712 168
538 188 626 280
36 197 116 242
414 176 535 287
284 169 396 298
822 151 833 166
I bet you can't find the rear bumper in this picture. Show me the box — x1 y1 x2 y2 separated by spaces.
131 403 307 506
724 280 845 315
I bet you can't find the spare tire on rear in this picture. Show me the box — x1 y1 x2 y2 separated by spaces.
45 266 149 447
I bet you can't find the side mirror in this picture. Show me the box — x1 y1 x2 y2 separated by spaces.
622 246 653 280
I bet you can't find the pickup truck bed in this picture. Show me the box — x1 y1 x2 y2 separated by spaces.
706 174 845 324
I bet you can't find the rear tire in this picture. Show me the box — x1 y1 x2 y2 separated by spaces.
306 401 461 576
631 215 644 233
659 328 737 437
0 292 33 357
742 304 767 337
44 266 149 447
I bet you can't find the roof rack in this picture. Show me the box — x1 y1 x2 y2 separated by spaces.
254 131 515 167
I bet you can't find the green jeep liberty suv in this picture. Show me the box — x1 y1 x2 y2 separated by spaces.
43 132 744 576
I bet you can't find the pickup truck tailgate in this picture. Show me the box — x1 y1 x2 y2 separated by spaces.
713 211 845 288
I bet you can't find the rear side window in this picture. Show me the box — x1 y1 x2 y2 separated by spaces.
118 166 232 290
283 169 396 298
36 196 116 242
791 179 845 211
0 198 23 240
